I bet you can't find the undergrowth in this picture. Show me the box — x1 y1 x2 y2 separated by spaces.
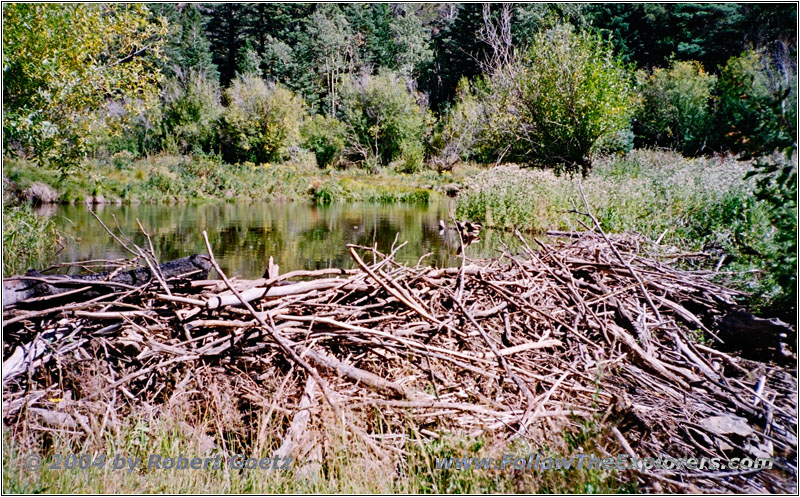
455 149 792 320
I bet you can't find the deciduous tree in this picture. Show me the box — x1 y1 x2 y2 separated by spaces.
3 3 167 170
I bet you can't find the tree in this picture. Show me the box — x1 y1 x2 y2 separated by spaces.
483 24 634 175
151 3 218 79
338 71 429 171
298 5 359 115
203 3 247 86
387 5 433 78
216 75 307 164
584 3 795 72
3 3 167 170
420 3 489 111
634 60 717 155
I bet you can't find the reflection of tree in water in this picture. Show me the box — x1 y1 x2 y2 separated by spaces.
49 201 531 278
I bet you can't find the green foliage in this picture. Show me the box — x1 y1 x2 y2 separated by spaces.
419 4 488 111
236 42 264 77
385 6 434 78
338 71 429 171
300 4 359 115
634 60 716 155
111 150 135 170
429 78 483 169
715 50 797 154
2 201 61 275
301 115 346 168
216 75 307 164
483 24 634 174
745 151 797 320
584 3 796 71
151 3 218 79
160 69 222 154
2 3 167 170
721 50 798 321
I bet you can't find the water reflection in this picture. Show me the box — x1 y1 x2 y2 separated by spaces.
47 201 528 279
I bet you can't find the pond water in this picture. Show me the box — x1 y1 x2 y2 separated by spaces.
39 201 528 279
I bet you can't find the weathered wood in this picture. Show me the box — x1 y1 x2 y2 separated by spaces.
3 229 796 493
305 349 413 399
2 254 211 308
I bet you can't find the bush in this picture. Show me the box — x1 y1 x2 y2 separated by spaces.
217 75 306 164
161 69 222 154
429 78 483 171
712 49 797 321
2 201 61 275
111 150 135 170
481 24 634 175
338 71 429 171
633 60 716 155
715 50 797 154
301 115 346 168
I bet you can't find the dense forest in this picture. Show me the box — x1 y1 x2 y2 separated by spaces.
4 3 797 170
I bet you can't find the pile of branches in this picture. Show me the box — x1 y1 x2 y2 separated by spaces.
3 224 796 492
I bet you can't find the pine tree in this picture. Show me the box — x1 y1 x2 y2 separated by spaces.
203 3 248 85
151 3 217 79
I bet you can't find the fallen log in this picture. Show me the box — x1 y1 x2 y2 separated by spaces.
2 254 211 308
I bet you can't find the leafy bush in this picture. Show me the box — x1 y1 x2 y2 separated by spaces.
715 50 797 154
2 4 166 171
746 150 797 321
711 49 797 320
160 69 222 154
111 150 135 170
481 24 634 175
633 60 716 155
429 78 483 171
301 115 346 168
338 71 429 171
216 75 307 164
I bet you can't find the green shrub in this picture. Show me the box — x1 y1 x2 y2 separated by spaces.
429 78 483 171
111 150 135 170
634 60 716 155
338 71 429 170
161 69 222 154
714 50 797 320
217 75 307 164
481 24 634 175
301 114 346 168
98 104 162 158
2 201 61 275
715 50 797 154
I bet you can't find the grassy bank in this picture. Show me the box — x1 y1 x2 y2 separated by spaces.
2 201 62 275
456 149 789 317
3 155 479 206
3 411 634 494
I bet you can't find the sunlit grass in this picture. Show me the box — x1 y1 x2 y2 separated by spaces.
2 413 636 494
2 201 62 275
455 149 784 315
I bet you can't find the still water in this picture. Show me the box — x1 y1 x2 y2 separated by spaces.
41 201 527 279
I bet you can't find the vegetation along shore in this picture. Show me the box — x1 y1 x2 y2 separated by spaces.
2 3 796 493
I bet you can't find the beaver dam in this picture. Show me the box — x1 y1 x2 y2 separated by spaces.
3 217 797 492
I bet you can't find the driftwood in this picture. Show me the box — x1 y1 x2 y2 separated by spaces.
2 224 796 493
2 254 211 308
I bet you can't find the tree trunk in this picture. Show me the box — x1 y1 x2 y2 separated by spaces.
3 255 212 308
